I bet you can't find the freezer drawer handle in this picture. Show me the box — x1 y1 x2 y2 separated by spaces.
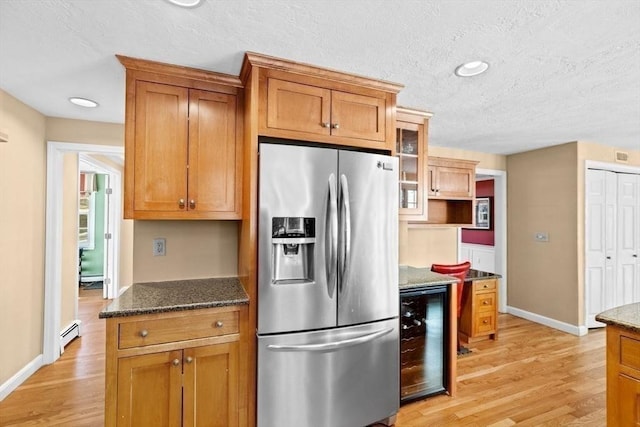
266 327 393 352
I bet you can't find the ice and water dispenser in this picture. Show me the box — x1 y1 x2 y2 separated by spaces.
271 217 315 284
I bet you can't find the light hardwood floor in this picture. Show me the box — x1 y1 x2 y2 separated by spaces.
0 290 606 426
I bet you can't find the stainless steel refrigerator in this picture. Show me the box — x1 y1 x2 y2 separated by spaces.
257 141 399 427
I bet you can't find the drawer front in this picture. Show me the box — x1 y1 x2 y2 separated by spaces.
620 335 640 374
474 312 496 335
473 279 496 292
119 310 239 349
475 292 496 313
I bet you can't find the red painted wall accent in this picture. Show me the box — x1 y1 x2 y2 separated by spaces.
461 179 495 246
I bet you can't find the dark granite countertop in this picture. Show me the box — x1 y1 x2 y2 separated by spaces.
99 277 249 319
595 303 640 333
399 266 501 291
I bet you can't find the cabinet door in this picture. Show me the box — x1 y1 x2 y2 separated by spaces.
116 350 183 427
266 78 331 135
188 89 240 217
397 120 427 220
435 166 474 199
133 81 189 213
331 90 386 141
616 373 640 426
183 343 239 427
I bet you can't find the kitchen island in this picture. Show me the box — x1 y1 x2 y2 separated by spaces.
99 278 249 427
596 303 640 426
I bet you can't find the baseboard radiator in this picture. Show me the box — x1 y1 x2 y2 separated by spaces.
60 320 82 353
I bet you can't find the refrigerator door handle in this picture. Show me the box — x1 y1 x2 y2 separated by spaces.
266 327 394 352
339 174 351 290
326 174 338 297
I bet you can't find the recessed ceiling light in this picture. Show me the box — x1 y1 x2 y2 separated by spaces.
164 0 202 7
69 97 99 108
454 60 489 77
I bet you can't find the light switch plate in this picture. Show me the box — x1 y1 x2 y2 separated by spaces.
534 232 549 242
153 238 166 256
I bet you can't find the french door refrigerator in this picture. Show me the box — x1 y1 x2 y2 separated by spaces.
257 141 399 427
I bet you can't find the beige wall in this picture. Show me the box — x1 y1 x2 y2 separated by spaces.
61 153 79 330
399 147 507 268
0 90 47 385
507 141 640 328
507 142 579 325
132 221 239 283
46 117 124 146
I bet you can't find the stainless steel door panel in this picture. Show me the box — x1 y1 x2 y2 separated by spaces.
257 318 399 427
338 151 399 326
258 143 338 334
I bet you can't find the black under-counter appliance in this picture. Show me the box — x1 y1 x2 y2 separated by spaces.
400 285 449 403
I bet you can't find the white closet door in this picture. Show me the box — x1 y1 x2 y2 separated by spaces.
586 169 617 327
617 173 639 305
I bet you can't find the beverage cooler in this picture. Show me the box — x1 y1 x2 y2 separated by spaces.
400 285 450 403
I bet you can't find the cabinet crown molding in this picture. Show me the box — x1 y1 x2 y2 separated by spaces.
116 54 243 88
241 51 404 93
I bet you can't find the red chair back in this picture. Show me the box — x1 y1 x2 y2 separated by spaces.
431 261 471 317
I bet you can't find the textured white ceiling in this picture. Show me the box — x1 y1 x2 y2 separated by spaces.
1 0 639 155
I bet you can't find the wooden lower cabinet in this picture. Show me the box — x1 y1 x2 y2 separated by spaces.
605 325 640 426
105 306 244 427
459 278 498 343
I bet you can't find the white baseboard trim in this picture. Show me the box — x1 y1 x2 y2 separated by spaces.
0 354 43 401
507 306 588 336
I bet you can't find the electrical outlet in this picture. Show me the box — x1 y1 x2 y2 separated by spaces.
153 238 166 256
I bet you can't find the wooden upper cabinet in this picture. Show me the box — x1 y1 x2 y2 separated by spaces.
266 78 331 135
244 52 402 151
428 157 477 200
188 89 239 215
396 107 432 221
118 55 243 220
133 81 189 213
330 90 386 141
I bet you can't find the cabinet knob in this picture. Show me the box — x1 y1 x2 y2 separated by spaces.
178 199 185 208
483 284 489 288
215 320 224 328
172 358 180 367
139 329 148 338
321 122 330 128
633 254 638 258
483 300 490 305
606 256 612 260
185 356 193 364
483 320 489 324
189 199 196 209
331 123 340 129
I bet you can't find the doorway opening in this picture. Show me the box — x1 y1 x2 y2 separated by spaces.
458 168 507 313
44 141 125 365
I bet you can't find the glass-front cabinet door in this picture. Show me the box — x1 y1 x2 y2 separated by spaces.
396 108 431 221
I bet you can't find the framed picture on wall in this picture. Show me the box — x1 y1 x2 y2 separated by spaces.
474 197 491 229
